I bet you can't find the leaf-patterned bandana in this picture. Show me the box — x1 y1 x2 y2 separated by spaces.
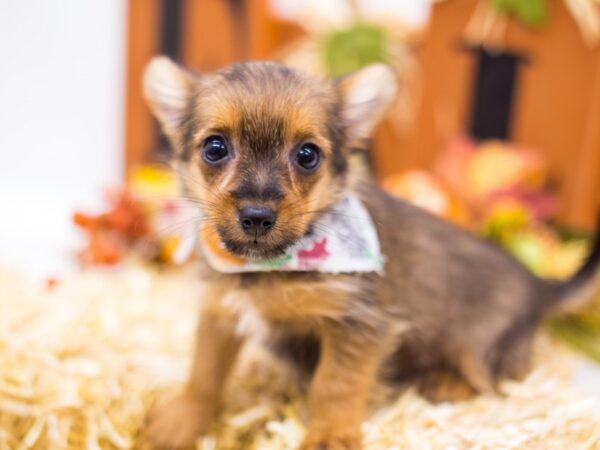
181 193 384 274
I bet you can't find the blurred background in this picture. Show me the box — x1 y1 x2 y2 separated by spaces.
1 0 599 280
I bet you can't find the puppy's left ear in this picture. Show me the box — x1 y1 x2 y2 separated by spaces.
337 64 397 146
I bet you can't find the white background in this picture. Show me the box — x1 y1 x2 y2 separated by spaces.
0 0 126 277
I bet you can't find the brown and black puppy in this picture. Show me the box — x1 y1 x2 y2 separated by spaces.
142 57 600 450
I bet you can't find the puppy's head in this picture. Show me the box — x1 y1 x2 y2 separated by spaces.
144 58 396 259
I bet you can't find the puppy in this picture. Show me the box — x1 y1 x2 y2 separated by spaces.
142 57 600 450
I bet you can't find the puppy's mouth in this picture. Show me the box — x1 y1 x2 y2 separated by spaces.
222 239 291 260
217 228 299 260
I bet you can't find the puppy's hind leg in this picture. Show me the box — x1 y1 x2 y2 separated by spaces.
495 327 535 381
458 350 497 395
418 369 478 403
420 350 496 403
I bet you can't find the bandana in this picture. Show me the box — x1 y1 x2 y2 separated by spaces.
175 193 384 274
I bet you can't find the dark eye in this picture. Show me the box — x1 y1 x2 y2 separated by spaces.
202 136 229 164
295 144 320 171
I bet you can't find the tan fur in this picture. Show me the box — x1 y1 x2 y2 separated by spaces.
142 57 600 450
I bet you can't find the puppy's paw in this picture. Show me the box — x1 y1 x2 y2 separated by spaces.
298 432 362 450
419 370 477 403
145 393 213 449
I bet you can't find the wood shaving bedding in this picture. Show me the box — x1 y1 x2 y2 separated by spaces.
0 263 599 449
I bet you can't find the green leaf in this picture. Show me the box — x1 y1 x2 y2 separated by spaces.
492 0 548 27
322 24 388 78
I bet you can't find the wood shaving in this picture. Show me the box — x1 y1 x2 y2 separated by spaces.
1 263 599 449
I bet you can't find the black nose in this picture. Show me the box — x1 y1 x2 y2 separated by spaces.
238 206 276 236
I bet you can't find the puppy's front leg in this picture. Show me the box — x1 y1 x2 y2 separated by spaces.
146 296 242 449
299 322 383 450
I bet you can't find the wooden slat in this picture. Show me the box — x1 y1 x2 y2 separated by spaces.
124 0 161 173
181 0 237 71
565 52 600 229
181 0 274 71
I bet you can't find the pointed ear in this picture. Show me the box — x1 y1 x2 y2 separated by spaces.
143 56 194 136
337 64 397 146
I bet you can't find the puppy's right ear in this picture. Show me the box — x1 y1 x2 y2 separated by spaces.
143 56 194 136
